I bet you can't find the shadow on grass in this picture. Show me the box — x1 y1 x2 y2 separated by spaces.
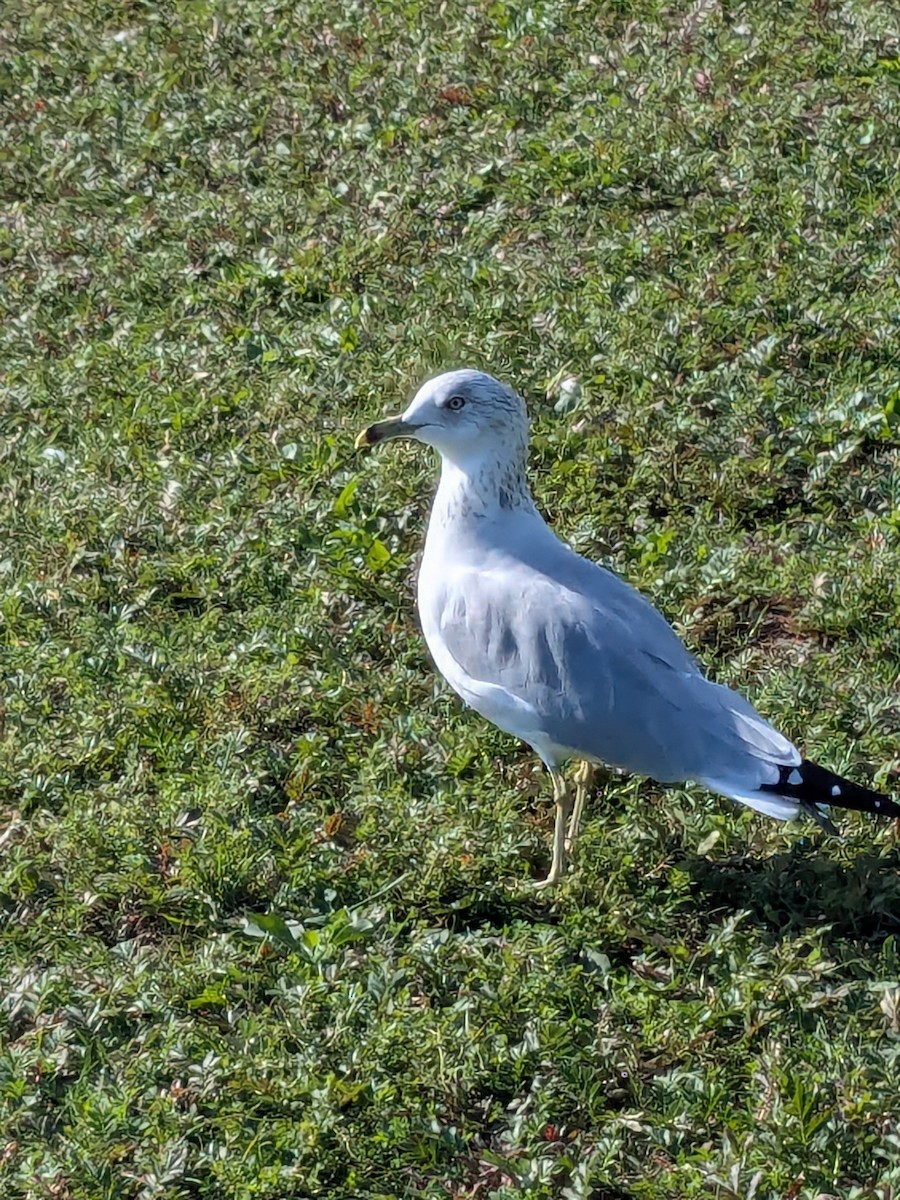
428 881 565 933
685 840 900 942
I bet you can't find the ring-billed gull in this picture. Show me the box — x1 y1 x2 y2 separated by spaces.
355 368 899 886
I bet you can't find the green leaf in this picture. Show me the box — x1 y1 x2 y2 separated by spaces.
366 538 391 571
241 912 303 949
696 829 721 856
187 984 227 1009
333 478 359 516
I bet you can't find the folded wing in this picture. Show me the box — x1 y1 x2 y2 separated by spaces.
431 551 799 794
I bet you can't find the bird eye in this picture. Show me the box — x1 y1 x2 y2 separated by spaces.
447 395 466 411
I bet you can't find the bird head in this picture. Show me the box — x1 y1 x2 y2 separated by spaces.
355 369 528 465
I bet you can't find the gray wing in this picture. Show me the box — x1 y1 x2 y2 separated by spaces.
434 551 795 784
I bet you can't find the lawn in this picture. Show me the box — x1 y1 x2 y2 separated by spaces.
2 0 900 1196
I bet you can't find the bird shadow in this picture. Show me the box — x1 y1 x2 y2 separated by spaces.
684 839 900 943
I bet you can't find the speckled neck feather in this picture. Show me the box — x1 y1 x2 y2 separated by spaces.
431 430 537 525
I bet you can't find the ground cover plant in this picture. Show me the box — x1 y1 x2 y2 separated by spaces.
2 0 900 1196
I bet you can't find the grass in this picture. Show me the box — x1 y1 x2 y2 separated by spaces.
2 0 900 1196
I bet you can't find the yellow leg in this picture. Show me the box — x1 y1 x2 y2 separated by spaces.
566 760 595 855
533 767 572 889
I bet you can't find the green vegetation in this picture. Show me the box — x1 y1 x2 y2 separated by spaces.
3 0 900 1196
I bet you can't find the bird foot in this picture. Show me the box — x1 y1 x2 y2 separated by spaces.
531 868 566 890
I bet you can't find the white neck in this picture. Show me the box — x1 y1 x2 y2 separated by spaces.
430 445 537 526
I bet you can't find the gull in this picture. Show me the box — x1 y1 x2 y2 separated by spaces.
355 369 899 886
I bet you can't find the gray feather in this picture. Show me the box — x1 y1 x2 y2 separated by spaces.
429 523 796 784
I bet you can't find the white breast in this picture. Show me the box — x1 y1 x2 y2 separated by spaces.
418 535 573 765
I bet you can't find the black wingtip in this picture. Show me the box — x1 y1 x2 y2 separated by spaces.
760 759 900 827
